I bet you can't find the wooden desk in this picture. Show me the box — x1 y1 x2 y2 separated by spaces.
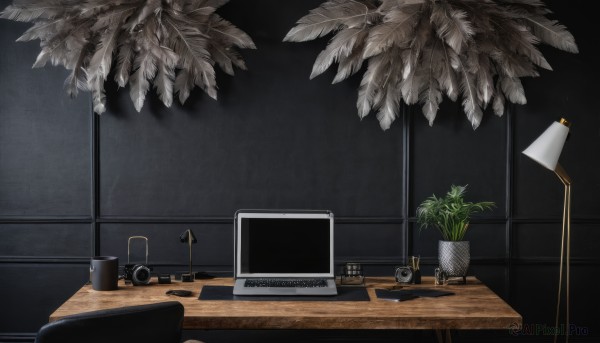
50 276 521 331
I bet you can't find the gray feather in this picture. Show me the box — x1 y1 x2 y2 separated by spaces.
155 63 174 108
164 15 216 100
33 48 51 68
455 56 482 129
436 42 458 101
208 14 256 49
403 3 431 80
357 53 387 119
332 41 365 84
376 81 401 130
420 44 442 126
2 0 254 112
88 21 121 84
363 6 420 58
284 0 376 42
174 70 195 104
496 19 553 70
129 47 158 112
17 20 60 42
64 66 88 98
492 80 505 116
421 83 442 126
400 55 425 105
284 0 577 130
90 77 106 114
114 39 135 88
154 46 178 107
125 0 161 33
0 2 66 21
489 48 538 78
209 43 235 75
431 3 473 54
311 27 367 79
500 77 527 105
475 54 494 106
64 42 93 98
524 15 578 53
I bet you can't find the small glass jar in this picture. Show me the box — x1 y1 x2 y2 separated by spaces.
435 267 447 285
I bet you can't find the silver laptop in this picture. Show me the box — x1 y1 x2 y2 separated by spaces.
233 210 337 296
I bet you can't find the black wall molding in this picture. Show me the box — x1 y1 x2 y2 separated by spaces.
0 257 92 264
94 216 405 224
0 217 92 224
4 215 600 225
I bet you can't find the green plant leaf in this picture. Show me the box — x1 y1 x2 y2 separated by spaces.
416 184 495 241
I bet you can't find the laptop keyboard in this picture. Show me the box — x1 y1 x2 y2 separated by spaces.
244 279 328 288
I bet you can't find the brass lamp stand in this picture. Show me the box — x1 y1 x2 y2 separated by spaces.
554 164 571 343
523 118 571 343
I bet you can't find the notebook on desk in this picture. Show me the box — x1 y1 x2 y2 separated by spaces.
233 210 337 296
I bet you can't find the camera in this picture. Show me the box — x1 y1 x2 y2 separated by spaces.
395 256 421 284
123 263 152 285
394 266 415 283
123 236 152 286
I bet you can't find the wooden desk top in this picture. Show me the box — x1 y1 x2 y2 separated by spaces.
50 276 521 330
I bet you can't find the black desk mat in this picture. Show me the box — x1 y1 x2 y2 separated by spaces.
199 286 370 301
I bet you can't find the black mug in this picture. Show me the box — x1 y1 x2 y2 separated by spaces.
90 256 119 291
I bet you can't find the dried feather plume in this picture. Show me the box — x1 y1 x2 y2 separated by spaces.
1 0 256 113
284 0 578 130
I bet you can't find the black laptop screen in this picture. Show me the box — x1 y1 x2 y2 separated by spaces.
239 218 331 274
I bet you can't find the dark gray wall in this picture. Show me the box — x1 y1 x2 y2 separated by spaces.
1 0 599 342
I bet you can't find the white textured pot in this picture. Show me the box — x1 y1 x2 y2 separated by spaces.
438 240 470 278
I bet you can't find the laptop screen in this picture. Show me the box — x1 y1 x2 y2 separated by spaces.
235 211 334 278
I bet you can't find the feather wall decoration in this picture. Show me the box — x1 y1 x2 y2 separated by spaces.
1 0 255 114
284 0 578 130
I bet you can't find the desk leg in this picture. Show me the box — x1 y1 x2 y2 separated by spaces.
435 329 452 343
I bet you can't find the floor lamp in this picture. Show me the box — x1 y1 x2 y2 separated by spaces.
522 118 571 343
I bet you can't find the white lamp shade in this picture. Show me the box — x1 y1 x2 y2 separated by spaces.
522 121 570 171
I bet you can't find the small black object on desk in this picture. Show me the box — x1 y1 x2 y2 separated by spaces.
158 274 172 284
166 289 192 297
173 271 215 281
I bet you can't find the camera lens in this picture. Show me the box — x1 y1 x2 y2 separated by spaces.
137 268 149 280
395 266 413 283
132 265 151 285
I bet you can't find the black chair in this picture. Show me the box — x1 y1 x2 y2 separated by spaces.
35 301 184 343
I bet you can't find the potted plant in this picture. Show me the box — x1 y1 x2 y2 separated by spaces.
416 185 495 282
